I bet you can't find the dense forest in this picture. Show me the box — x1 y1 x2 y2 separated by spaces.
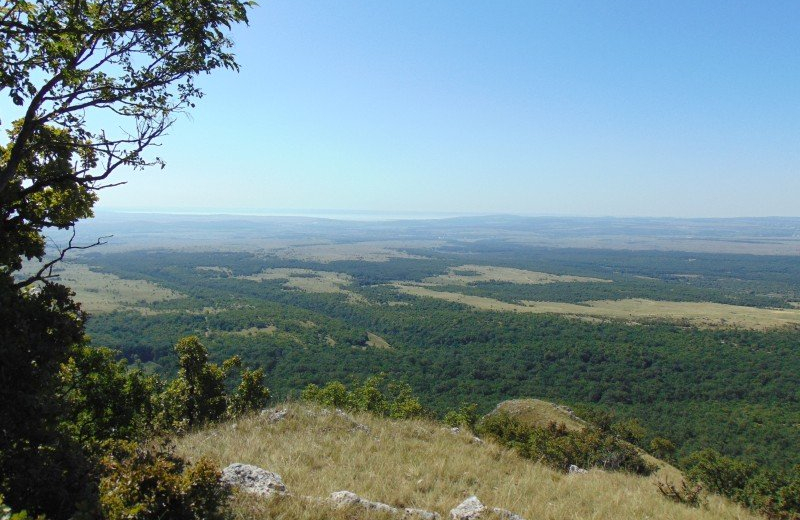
78 245 800 471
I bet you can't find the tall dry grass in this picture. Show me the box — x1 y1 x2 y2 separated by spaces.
175 402 759 520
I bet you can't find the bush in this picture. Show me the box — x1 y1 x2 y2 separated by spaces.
444 403 479 431
98 441 228 520
229 368 271 417
301 375 428 420
655 479 705 508
478 412 654 475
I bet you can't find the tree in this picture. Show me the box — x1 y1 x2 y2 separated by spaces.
0 1 254 516
1 0 253 284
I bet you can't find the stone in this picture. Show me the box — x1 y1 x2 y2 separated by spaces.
405 507 441 520
450 496 485 520
489 507 525 520
450 497 525 520
221 463 287 496
569 464 588 474
330 491 440 520
262 407 289 423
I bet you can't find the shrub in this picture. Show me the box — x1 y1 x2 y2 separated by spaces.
478 412 654 476
301 375 428 419
98 441 227 520
229 368 271 417
655 479 705 508
444 403 479 431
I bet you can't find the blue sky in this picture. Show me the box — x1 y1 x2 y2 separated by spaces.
96 0 800 217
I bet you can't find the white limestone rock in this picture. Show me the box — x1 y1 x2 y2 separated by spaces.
221 463 287 496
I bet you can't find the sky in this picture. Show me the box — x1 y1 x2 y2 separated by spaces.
91 1 800 216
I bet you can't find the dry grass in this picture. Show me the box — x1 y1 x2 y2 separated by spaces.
424 265 609 285
393 284 800 330
240 268 367 303
366 332 392 350
176 402 757 520
40 262 183 314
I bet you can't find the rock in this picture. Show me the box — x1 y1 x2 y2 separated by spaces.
330 490 398 514
450 427 461 434
405 507 441 520
568 464 588 474
450 497 525 520
262 407 289 423
471 436 484 445
489 507 525 520
450 496 485 520
221 463 287 496
330 491 440 520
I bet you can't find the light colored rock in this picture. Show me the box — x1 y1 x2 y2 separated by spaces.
330 490 398 514
489 507 526 520
221 463 286 496
330 491 440 519
569 464 588 474
450 497 525 520
450 427 461 434
471 436 484 445
262 407 289 423
450 496 485 520
405 507 441 520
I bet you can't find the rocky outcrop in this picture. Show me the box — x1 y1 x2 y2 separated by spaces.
450 496 525 520
330 490 440 520
221 463 287 496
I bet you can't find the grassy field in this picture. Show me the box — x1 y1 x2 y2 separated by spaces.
393 283 800 330
240 268 367 303
176 402 757 520
45 262 183 314
423 264 610 285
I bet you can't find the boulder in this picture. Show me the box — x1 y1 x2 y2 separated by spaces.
450 496 485 520
568 464 588 474
450 496 525 520
221 463 287 496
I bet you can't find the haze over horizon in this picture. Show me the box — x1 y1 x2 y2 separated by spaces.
86 1 798 218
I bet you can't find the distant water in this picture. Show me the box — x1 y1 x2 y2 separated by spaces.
95 208 482 221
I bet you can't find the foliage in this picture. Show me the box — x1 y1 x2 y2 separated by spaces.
0 277 92 518
443 403 479 431
683 449 800 518
229 368 272 417
59 345 162 444
98 440 227 520
302 375 428 420
478 412 654 475
649 437 677 461
81 248 800 472
655 480 705 508
0 0 252 517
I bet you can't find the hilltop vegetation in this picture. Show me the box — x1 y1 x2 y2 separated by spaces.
176 400 760 520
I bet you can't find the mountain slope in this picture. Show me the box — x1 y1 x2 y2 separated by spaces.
175 402 758 520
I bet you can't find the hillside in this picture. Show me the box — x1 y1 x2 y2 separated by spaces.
175 401 757 520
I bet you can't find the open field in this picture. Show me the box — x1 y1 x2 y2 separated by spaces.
239 268 367 303
177 402 756 520
423 264 610 285
393 284 800 330
273 241 434 262
43 262 183 314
